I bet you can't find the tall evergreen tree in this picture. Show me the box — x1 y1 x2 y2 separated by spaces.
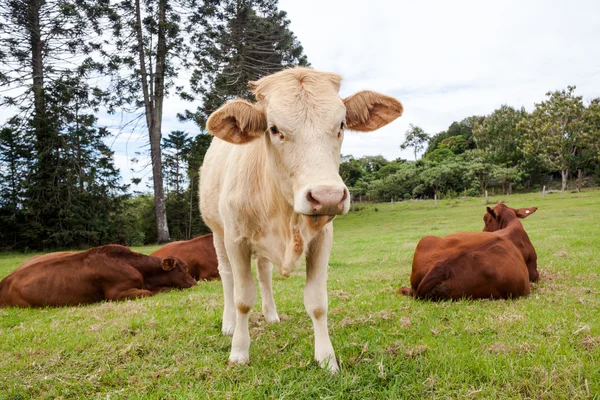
182 0 309 128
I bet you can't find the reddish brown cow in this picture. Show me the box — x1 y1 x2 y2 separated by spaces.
400 203 539 300
0 245 196 307
150 233 219 281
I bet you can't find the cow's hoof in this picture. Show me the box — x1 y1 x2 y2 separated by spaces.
221 324 235 336
317 356 339 374
263 312 280 323
228 352 249 365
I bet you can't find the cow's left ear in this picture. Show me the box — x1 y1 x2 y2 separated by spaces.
515 207 537 219
486 207 496 218
162 257 176 271
206 99 267 144
343 91 403 132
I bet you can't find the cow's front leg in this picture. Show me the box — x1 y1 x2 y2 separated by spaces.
257 257 279 323
213 234 236 335
225 237 255 365
305 224 339 373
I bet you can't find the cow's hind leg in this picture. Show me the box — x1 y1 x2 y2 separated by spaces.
257 257 279 323
213 233 236 336
225 238 255 365
305 224 339 373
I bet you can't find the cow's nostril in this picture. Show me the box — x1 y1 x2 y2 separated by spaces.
306 191 321 208
340 188 348 203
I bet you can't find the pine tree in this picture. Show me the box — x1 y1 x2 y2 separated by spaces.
182 0 309 128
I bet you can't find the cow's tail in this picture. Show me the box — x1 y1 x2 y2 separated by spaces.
414 261 451 301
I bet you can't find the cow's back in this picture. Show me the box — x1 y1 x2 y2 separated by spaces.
150 235 219 281
0 249 143 307
411 232 530 299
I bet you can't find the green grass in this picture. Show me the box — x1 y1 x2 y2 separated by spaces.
1 191 599 399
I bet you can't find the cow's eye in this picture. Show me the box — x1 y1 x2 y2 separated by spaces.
340 121 345 130
270 125 279 134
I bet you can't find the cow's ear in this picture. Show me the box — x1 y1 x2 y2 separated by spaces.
343 91 403 132
515 207 537 219
162 257 176 271
206 99 267 144
486 207 496 219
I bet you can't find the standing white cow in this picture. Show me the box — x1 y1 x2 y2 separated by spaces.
200 67 403 372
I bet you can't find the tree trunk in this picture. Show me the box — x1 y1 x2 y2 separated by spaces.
561 169 568 192
135 0 170 243
577 169 583 192
508 182 513 195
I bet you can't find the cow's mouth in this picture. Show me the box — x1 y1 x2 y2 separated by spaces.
301 214 336 230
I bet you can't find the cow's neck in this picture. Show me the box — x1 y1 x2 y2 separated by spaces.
240 140 325 277
498 218 532 252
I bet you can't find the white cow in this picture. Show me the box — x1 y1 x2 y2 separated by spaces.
200 67 403 372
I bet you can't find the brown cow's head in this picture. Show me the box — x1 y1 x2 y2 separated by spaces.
152 256 197 292
483 203 538 232
206 68 403 229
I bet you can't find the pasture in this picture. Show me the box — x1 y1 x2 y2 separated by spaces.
1 191 599 399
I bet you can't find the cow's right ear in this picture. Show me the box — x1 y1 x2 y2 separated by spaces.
206 99 267 144
486 207 496 219
343 91 403 132
162 257 176 271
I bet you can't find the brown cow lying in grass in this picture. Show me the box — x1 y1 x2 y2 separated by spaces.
150 233 219 281
399 203 539 300
0 245 196 307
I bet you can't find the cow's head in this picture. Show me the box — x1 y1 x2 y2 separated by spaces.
151 256 197 292
483 203 538 232
206 68 403 229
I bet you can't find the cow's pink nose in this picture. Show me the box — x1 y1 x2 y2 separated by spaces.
306 186 348 213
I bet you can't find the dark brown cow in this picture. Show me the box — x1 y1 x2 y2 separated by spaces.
400 203 538 300
150 233 219 281
0 244 196 307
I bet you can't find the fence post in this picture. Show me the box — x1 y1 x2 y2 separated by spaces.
434 194 438 208
485 190 488 204
391 198 394 209
542 185 546 199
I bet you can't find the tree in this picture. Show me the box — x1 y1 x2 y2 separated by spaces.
400 124 428 160
163 130 191 194
182 0 309 128
424 116 483 155
0 0 130 250
519 86 586 191
102 0 196 243
339 155 365 188
473 105 528 168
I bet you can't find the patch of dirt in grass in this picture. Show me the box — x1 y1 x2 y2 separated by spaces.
496 312 525 324
488 342 509 354
581 335 600 351
331 289 350 300
518 342 538 354
487 342 538 354
94 301 148 318
337 310 396 328
385 342 428 359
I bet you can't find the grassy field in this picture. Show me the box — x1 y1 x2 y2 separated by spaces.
1 190 599 399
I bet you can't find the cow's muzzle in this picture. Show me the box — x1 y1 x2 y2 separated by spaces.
295 183 350 216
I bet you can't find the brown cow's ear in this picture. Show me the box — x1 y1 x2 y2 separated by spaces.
515 207 537 219
162 257 176 271
343 91 403 132
486 207 496 218
206 99 267 144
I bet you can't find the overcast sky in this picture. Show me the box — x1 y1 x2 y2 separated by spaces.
8 0 600 190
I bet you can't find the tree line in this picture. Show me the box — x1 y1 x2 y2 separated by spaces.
0 0 307 250
342 86 600 203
